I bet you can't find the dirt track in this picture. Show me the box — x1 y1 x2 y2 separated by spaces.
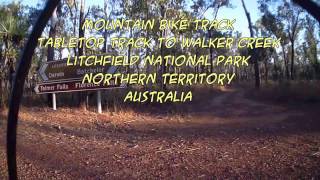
1 87 320 179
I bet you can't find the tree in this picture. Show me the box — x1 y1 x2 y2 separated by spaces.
255 20 277 83
241 0 260 88
191 0 231 74
65 0 78 56
304 15 319 79
279 2 303 80
78 0 88 109
260 9 290 80
0 2 28 106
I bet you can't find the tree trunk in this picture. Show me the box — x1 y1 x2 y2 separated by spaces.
78 0 87 110
145 3 152 90
47 7 58 107
264 61 268 84
209 30 214 73
160 5 166 90
290 40 295 80
241 0 260 89
127 27 132 74
78 0 84 57
281 45 290 80
209 6 220 73
102 0 108 53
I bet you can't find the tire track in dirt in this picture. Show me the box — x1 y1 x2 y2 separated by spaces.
190 87 304 130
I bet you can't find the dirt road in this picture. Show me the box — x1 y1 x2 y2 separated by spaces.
1 87 320 179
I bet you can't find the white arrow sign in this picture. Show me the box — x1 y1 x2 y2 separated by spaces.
39 63 48 81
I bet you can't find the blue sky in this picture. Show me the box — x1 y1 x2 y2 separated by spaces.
0 0 260 36
204 0 260 36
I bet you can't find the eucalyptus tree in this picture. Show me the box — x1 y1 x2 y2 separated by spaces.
191 0 231 75
241 0 260 88
304 15 319 79
255 20 277 83
278 1 303 80
259 1 292 80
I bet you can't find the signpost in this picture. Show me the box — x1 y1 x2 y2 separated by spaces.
38 59 110 82
34 79 125 94
35 58 123 113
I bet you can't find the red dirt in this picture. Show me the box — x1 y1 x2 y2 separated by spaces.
0 87 320 179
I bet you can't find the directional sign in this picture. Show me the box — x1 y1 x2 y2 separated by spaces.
38 59 117 82
34 79 125 94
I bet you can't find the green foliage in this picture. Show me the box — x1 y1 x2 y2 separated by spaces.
0 2 28 44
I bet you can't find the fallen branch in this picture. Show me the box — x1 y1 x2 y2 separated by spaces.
155 148 172 153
